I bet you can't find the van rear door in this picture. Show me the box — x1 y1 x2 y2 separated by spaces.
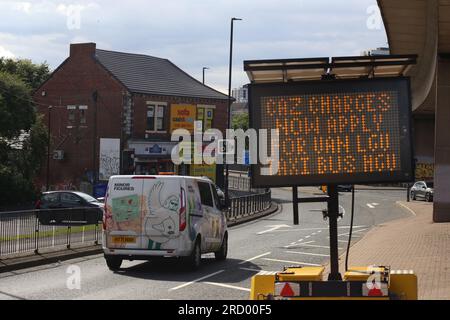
105 176 144 249
142 178 183 250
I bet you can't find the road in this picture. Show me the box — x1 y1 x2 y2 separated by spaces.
0 186 410 300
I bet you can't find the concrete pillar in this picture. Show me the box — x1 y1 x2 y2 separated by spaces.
433 55 450 222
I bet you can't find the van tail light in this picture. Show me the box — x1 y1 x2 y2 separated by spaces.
102 190 109 231
35 200 41 209
179 187 186 231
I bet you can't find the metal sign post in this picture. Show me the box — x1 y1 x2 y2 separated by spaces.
327 184 342 281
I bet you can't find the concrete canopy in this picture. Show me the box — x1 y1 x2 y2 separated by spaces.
378 0 450 114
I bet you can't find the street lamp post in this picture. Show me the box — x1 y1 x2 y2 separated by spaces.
225 17 242 204
202 67 209 84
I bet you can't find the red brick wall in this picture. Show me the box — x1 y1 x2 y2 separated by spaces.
33 43 126 190
132 93 229 140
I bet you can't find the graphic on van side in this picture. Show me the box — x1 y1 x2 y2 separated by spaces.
111 194 140 222
144 181 180 248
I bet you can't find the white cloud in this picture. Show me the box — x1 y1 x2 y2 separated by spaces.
0 45 15 58
12 1 32 14
0 0 387 91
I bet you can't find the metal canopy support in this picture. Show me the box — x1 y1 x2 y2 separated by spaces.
292 187 299 225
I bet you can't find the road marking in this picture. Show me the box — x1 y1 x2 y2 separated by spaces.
366 203 375 209
337 228 368 237
238 252 271 264
284 251 329 257
305 235 311 239
204 282 251 292
168 270 225 291
239 267 278 275
262 258 321 266
295 243 342 250
269 226 366 232
257 224 292 235
239 267 262 272
283 240 314 248
396 201 416 216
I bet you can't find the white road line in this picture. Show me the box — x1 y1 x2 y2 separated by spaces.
284 251 329 257
257 224 291 235
238 252 271 264
283 240 314 248
305 235 311 239
337 228 368 237
168 270 225 291
239 267 262 272
270 226 366 232
296 243 342 250
204 282 251 292
395 201 417 216
262 258 321 266
366 203 375 209
337 234 361 238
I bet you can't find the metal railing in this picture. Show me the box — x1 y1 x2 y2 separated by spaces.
226 189 272 222
1 190 273 258
0 208 101 258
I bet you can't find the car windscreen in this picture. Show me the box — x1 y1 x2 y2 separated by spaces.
74 192 98 203
427 182 434 188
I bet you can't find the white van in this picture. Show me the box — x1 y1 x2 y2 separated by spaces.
102 175 228 270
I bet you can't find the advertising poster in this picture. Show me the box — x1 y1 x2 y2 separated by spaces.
170 104 197 133
190 164 217 182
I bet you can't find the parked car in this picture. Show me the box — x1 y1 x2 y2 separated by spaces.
337 185 353 192
319 185 353 193
410 181 434 202
103 175 228 271
36 191 104 225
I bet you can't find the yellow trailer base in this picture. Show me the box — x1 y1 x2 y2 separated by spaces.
250 266 417 300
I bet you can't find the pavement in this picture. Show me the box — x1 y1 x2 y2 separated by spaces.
330 200 450 300
0 186 411 300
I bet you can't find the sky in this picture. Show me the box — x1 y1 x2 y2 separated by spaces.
0 0 387 94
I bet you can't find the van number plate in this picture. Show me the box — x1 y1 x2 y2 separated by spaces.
112 236 136 244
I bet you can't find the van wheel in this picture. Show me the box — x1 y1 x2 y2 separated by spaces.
188 239 201 270
215 233 228 261
105 256 122 271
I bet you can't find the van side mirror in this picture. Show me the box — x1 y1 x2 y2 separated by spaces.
219 197 230 210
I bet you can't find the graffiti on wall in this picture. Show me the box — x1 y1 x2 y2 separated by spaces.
99 138 120 181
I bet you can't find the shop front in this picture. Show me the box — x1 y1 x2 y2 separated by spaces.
127 140 177 175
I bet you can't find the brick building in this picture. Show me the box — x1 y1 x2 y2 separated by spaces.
33 43 229 192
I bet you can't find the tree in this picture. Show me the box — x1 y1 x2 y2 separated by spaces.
0 60 50 208
232 112 249 131
0 58 50 91
0 71 35 138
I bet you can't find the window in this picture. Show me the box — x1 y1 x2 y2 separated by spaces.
197 105 215 130
80 109 86 124
197 181 214 207
211 185 220 209
42 193 59 204
61 193 82 205
146 102 166 132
